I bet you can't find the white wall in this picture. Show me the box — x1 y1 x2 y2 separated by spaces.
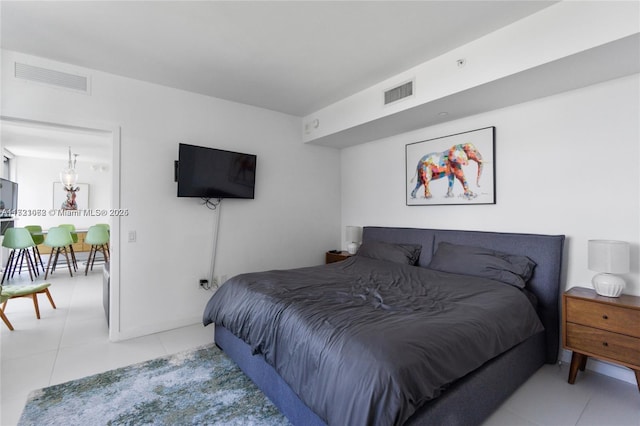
1 50 342 340
341 74 640 296
303 1 639 143
14 155 112 230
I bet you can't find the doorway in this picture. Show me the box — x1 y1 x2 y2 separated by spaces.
0 116 121 339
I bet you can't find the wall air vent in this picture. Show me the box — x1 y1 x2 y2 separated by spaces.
14 62 89 93
384 80 413 105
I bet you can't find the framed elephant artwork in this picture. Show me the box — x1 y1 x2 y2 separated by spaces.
406 126 495 206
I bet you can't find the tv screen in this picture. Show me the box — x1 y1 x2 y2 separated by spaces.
0 178 18 218
0 178 18 236
177 143 256 199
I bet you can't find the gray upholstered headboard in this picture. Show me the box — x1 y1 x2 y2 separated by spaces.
362 226 565 363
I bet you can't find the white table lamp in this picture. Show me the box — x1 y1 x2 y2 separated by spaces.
346 226 362 254
588 240 629 297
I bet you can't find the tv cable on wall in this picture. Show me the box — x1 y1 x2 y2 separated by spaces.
175 142 257 291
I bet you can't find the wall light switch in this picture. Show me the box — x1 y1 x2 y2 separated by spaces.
128 231 136 242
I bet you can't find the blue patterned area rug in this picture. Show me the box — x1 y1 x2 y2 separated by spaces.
19 344 289 425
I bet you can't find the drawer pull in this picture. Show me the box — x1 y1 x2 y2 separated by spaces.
602 342 609 347
602 314 608 320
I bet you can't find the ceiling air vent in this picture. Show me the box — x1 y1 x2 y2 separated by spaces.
15 62 89 93
384 80 413 105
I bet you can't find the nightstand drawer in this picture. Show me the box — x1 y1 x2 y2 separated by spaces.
566 298 640 338
566 323 640 366
325 251 352 264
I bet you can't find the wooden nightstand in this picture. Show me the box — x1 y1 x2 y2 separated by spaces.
562 287 640 392
325 251 352 264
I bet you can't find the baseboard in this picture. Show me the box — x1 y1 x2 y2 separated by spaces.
110 316 204 342
560 349 636 385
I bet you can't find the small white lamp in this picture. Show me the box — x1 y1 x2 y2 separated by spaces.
346 226 362 255
588 240 629 297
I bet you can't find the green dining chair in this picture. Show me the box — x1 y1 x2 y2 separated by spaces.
1 228 38 284
95 223 110 253
59 224 78 271
25 225 45 273
95 223 110 232
84 225 110 275
43 227 74 279
0 282 57 330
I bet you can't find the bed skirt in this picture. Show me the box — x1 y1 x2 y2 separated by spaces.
214 324 546 426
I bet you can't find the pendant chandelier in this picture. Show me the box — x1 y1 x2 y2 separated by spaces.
60 147 79 190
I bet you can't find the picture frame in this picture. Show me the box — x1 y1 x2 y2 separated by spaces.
405 126 495 206
53 182 89 210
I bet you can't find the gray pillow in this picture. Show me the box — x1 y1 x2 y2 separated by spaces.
427 242 536 288
356 240 422 265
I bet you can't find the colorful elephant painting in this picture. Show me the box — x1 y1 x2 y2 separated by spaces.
410 143 483 199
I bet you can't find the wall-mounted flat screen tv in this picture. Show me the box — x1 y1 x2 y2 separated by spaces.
0 178 18 235
0 178 18 218
176 143 256 199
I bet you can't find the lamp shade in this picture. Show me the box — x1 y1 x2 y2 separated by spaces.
345 226 362 243
588 240 629 274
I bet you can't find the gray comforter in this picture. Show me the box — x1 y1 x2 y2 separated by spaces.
203 256 543 426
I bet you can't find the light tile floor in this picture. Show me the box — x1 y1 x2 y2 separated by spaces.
483 362 639 426
1 263 213 425
1 263 638 425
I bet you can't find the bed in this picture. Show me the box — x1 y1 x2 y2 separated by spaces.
203 226 565 425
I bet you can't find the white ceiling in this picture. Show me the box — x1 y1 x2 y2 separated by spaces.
0 1 558 117
1 119 112 163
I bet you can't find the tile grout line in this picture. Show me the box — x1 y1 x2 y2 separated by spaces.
573 395 592 426
47 268 80 387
